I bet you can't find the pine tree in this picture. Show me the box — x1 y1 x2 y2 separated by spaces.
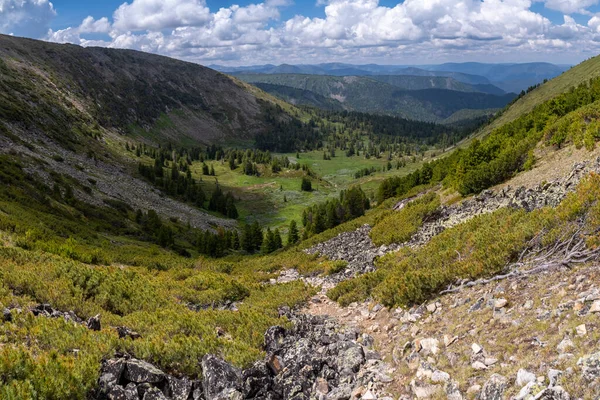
202 163 209 175
262 228 274 254
210 165 216 176
251 221 263 251
273 229 283 250
301 177 312 192
288 220 299 245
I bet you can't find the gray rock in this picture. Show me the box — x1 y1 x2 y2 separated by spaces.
325 383 352 400
516 369 536 386
577 352 600 381
548 369 563 387
202 354 243 400
2 308 11 322
87 314 101 331
142 387 168 400
264 326 286 353
124 359 165 384
107 385 128 400
478 374 507 400
535 386 570 400
166 375 193 400
99 359 126 394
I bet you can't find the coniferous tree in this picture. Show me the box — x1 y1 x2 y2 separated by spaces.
273 229 283 250
288 220 299 245
301 177 312 192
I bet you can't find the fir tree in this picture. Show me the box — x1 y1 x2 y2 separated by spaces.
288 220 299 245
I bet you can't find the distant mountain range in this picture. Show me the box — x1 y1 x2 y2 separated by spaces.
211 62 570 93
236 73 516 123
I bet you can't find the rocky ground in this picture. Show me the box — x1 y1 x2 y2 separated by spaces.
0 130 235 231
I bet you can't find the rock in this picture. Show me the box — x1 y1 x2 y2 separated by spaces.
410 380 442 398
264 326 286 353
361 390 377 400
314 377 329 396
266 354 285 375
426 303 437 313
576 324 587 337
99 359 126 394
431 370 450 383
494 299 508 308
524 300 534 310
548 369 563 387
516 369 536 387
417 338 440 355
484 357 498 366
467 385 481 395
166 375 193 400
124 383 138 400
478 374 507 400
202 354 243 400
124 359 165 384
577 352 600 381
142 387 168 400
117 326 141 340
589 300 600 313
2 308 11 322
535 386 571 400
557 338 575 354
87 314 101 331
472 343 483 354
326 383 352 400
107 385 128 400
243 361 271 398
472 361 488 371
444 335 458 347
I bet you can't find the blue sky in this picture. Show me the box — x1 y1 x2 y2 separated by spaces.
2 0 600 65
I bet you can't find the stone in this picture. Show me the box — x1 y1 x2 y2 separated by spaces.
202 354 243 400
484 357 498 366
410 380 442 398
326 384 352 400
467 385 481 395
166 375 193 400
124 383 138 400
557 338 575 354
86 314 101 331
117 326 141 340
472 361 488 371
417 338 440 355
478 374 507 400
2 308 11 322
431 370 450 383
314 378 329 396
548 369 563 387
266 354 285 375
589 300 600 313
124 359 165 384
264 326 287 353
472 343 483 354
142 387 168 400
426 303 437 313
576 324 587 337
535 386 571 400
99 359 126 394
516 369 536 387
524 300 534 310
577 352 600 381
444 335 458 347
361 390 377 400
494 299 508 308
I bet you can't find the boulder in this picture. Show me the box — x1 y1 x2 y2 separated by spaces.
166 375 193 400
99 359 126 394
87 314 101 331
516 369 536 387
535 387 570 400
124 359 165 384
142 387 168 400
478 374 507 400
2 308 11 322
577 352 600 381
202 354 243 400
264 326 287 353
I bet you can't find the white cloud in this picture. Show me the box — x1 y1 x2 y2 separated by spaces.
545 0 599 14
0 0 56 37
40 0 600 65
113 0 211 31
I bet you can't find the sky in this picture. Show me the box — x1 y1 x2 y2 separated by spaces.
2 0 600 66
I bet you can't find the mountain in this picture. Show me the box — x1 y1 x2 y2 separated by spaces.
237 73 515 123
252 83 345 110
426 62 570 93
369 75 505 95
0 35 296 148
214 62 568 92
